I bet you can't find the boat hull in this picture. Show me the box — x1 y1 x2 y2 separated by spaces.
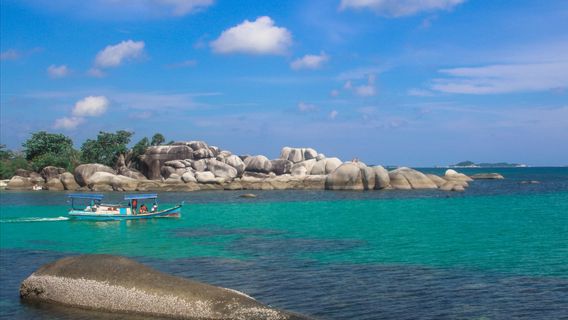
69 205 182 221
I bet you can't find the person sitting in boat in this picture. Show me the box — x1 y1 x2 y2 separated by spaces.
151 203 158 212
140 204 148 214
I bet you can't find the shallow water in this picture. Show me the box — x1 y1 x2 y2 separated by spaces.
1 167 567 319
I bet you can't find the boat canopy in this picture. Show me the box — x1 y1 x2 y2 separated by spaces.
124 194 158 200
67 193 104 200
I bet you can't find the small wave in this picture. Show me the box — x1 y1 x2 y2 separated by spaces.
0 216 70 223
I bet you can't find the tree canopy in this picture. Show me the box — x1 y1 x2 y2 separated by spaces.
80 130 133 167
151 133 165 146
22 131 77 171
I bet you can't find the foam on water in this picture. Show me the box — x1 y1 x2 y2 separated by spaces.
0 216 69 223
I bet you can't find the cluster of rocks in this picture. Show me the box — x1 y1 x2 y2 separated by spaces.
4 141 496 192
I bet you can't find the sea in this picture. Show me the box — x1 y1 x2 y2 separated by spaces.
1 167 567 319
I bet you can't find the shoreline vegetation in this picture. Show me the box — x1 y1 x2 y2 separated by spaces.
0 131 505 193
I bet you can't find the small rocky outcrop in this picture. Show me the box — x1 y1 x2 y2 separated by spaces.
444 169 473 182
20 255 307 320
471 173 504 179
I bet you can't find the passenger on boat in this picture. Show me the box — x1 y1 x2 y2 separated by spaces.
132 200 138 214
151 203 158 212
140 204 148 214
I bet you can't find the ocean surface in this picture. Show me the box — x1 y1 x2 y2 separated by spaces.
1 167 567 319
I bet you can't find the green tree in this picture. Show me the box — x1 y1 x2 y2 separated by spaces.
130 137 150 169
151 133 165 146
0 145 31 179
80 130 133 167
22 131 77 171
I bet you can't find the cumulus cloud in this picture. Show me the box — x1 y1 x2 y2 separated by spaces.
290 53 329 70
297 102 318 112
329 110 339 120
72 96 110 117
156 0 214 16
339 0 465 17
211 16 292 55
95 40 145 68
47 65 70 78
53 117 84 130
431 62 568 94
54 96 109 130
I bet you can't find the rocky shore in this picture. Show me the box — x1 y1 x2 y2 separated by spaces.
4 141 485 192
20 255 309 320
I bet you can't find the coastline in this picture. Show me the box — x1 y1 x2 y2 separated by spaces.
2 142 485 193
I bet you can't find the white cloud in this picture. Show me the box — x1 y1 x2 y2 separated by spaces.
339 0 465 17
53 117 84 130
211 16 292 55
0 49 20 60
431 62 568 94
330 89 340 97
329 110 339 120
297 102 318 112
290 53 329 70
95 40 145 68
72 96 109 117
47 65 70 78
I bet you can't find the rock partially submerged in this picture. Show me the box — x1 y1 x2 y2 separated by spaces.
20 255 308 320
470 173 505 180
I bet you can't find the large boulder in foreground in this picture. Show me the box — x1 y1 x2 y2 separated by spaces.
20 255 307 320
74 164 116 187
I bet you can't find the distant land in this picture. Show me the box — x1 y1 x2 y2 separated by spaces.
449 161 528 168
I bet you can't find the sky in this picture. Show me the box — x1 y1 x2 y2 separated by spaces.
1 0 567 166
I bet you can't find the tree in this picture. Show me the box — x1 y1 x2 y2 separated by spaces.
22 131 77 171
130 137 150 169
151 133 165 146
80 130 133 168
0 145 31 179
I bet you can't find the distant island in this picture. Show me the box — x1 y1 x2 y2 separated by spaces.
450 161 527 168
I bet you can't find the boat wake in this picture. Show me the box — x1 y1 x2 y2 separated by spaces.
0 216 70 223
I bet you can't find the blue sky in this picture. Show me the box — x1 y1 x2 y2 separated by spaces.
1 0 567 166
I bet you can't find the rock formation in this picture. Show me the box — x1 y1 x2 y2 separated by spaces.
6 142 481 192
20 255 308 320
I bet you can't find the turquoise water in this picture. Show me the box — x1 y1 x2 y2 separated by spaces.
1 167 568 319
